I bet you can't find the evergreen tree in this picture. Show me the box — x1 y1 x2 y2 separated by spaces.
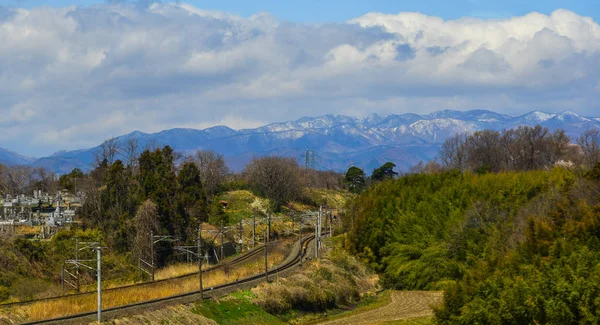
138 147 178 237
344 166 366 193
177 162 208 242
371 162 398 182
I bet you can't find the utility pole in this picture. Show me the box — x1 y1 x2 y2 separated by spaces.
318 206 322 254
329 210 332 237
252 214 256 248
66 243 103 322
146 232 176 282
239 218 243 253
314 213 318 259
324 208 328 238
96 247 102 323
75 237 80 292
264 230 268 282
198 223 203 300
150 231 155 282
63 239 99 292
267 212 271 243
299 216 303 267
221 227 225 262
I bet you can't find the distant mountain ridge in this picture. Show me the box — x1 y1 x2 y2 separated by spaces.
0 147 35 166
2 110 599 174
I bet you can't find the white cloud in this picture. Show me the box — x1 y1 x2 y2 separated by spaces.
0 3 598 156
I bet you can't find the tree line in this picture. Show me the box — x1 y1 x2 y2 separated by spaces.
342 126 600 196
435 126 600 173
344 125 600 324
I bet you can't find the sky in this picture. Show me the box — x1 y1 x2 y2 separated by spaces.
0 0 599 156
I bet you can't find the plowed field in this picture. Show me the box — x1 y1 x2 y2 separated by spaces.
319 291 442 325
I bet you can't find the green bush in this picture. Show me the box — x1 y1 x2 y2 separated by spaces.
0 286 9 302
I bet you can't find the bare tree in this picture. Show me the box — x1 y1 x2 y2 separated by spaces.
95 137 120 166
133 200 160 262
0 164 8 196
578 129 600 169
503 126 570 171
548 129 571 166
437 126 573 173
514 126 551 170
33 167 58 194
466 130 504 173
194 150 229 197
439 133 468 171
409 160 443 174
244 156 303 211
312 170 345 190
79 175 103 227
143 139 160 152
0 165 35 195
122 137 140 168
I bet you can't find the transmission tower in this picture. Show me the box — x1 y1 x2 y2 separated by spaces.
310 149 317 169
301 147 318 169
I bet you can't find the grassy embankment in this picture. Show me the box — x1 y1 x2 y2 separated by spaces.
218 189 352 240
186 236 379 325
0 247 287 322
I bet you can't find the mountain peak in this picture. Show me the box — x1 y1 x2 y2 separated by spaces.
3 109 597 174
551 111 590 123
520 111 555 123
0 147 36 166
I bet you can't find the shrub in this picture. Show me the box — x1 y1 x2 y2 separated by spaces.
0 286 9 302
252 242 378 314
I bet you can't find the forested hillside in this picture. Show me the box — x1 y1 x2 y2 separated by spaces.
346 129 600 323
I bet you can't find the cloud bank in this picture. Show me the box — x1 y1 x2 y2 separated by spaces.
0 3 599 155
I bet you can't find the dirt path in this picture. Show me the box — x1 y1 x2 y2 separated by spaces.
319 291 443 325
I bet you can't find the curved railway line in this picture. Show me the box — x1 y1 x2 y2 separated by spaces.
10 235 314 325
0 240 276 309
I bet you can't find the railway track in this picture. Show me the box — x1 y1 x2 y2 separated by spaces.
0 240 275 309
16 234 314 325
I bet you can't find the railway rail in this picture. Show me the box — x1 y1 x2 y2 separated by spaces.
14 234 314 324
0 240 276 309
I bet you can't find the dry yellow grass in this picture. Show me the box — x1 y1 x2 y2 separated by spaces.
155 263 203 280
1 252 286 322
108 305 217 325
15 226 42 235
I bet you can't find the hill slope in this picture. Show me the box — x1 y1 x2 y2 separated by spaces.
346 168 600 324
0 147 35 166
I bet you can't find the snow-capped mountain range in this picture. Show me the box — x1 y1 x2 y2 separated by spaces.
2 110 599 174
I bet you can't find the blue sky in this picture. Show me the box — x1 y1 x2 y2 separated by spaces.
0 0 599 156
6 0 600 22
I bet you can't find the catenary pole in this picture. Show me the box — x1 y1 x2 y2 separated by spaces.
264 230 269 282
150 231 155 282
96 248 102 323
198 223 203 299
75 237 80 292
220 226 224 262
252 214 256 248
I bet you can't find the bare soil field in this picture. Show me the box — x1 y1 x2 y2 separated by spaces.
318 291 442 325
